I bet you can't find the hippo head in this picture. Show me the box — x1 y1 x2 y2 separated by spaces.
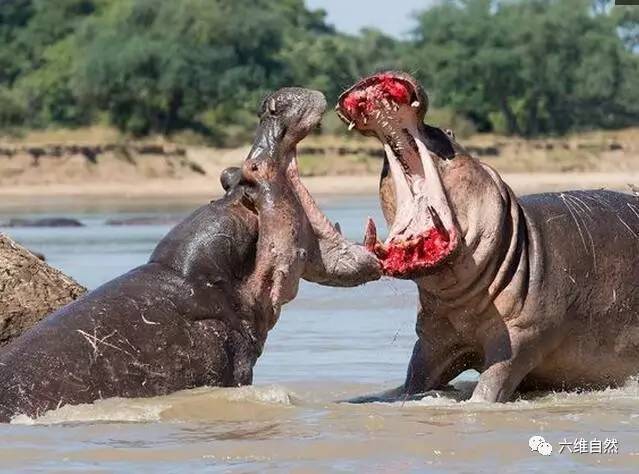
336 72 465 279
242 88 327 183
237 87 381 332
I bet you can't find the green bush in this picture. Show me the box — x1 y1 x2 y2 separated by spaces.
0 0 636 138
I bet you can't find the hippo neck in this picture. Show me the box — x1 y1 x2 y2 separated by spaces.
149 192 270 341
418 164 533 321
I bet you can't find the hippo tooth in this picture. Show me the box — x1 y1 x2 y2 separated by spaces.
428 206 448 238
363 217 378 251
348 122 355 131
411 101 420 108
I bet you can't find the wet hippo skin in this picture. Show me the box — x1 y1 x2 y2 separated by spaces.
337 71 639 403
0 88 380 422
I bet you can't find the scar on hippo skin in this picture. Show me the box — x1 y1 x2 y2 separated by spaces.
338 71 639 403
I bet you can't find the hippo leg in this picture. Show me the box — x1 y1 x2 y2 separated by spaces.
470 321 553 403
404 311 478 394
347 311 477 403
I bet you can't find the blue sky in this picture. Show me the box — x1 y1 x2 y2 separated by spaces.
306 0 436 37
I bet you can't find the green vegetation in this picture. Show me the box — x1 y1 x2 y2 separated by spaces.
0 0 637 144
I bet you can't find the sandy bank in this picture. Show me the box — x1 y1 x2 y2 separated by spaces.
0 172 637 202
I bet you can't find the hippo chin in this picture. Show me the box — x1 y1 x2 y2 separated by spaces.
337 71 639 402
0 88 380 422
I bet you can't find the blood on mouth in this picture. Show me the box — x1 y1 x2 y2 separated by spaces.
343 73 456 276
366 225 453 277
341 74 412 119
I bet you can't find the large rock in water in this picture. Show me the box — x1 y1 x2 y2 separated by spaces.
0 233 85 346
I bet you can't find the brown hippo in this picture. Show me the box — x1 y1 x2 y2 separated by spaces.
0 88 380 422
336 71 639 402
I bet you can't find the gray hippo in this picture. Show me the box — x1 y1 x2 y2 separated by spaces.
1 218 84 228
336 71 639 402
0 88 380 422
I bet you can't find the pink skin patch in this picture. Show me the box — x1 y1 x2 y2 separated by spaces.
367 228 455 277
341 74 411 118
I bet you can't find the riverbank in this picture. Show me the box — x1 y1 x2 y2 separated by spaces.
1 127 637 201
0 171 638 202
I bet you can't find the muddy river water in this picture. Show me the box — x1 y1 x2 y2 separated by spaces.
0 195 637 472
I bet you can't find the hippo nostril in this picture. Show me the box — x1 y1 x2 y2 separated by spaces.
251 164 258 172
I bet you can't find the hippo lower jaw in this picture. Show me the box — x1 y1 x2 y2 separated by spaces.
286 153 382 287
337 73 460 278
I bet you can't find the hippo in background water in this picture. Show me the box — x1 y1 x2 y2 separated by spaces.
1 217 84 228
0 88 380 422
336 71 639 402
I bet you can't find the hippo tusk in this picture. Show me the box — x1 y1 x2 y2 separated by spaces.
363 217 377 251
428 206 448 239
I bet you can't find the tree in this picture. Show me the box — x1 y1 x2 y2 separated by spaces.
73 0 310 138
406 0 639 136
0 0 636 138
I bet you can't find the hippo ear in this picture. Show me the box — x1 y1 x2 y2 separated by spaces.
220 167 243 192
423 124 456 160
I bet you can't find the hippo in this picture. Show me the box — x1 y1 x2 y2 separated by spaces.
0 88 380 422
1 218 84 228
105 216 182 226
336 71 639 402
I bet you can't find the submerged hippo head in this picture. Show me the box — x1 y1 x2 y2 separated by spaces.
336 72 463 279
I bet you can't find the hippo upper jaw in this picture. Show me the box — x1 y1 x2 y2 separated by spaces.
242 88 327 183
337 72 460 279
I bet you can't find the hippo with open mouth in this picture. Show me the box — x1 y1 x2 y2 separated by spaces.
0 88 379 422
337 71 639 402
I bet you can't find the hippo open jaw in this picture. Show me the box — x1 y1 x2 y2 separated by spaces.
337 72 459 278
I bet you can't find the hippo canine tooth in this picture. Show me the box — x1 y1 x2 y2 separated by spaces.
428 206 448 238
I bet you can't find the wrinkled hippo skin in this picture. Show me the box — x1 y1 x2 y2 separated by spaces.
336 71 639 402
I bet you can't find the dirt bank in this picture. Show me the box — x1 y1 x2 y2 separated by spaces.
0 127 637 199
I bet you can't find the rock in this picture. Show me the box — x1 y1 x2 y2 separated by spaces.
0 234 86 346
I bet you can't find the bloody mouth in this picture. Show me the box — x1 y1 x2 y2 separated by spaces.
341 74 412 118
363 217 457 278
339 73 459 278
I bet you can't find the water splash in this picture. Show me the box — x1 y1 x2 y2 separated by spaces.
11 384 296 425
